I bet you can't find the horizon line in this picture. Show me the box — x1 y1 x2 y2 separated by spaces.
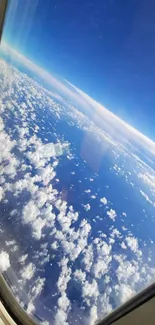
1 40 155 154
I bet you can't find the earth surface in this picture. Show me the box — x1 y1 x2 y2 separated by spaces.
0 48 155 325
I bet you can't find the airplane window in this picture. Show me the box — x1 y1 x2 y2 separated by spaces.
0 0 155 324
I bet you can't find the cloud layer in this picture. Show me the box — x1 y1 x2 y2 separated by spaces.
0 50 155 325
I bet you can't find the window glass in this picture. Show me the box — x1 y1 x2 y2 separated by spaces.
0 1 155 324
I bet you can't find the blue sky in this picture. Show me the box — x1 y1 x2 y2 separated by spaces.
3 0 155 139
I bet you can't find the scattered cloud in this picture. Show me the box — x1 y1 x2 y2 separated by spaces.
0 251 10 272
83 203 91 211
21 262 36 281
100 197 107 205
107 209 117 221
140 190 155 207
0 49 155 325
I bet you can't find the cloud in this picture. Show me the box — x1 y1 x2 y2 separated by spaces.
54 309 69 325
111 228 121 238
19 254 28 264
86 305 98 325
55 258 71 325
51 241 59 250
140 189 155 207
21 262 36 281
65 81 155 163
120 242 127 249
114 283 135 305
1 47 155 325
0 42 93 115
5 240 16 246
57 257 71 293
97 292 112 321
57 293 70 310
100 197 107 205
22 200 47 240
27 301 35 314
83 203 91 211
0 251 10 272
138 171 155 190
107 209 117 221
0 116 19 179
32 217 46 240
82 244 94 272
26 277 45 315
92 258 110 279
31 277 45 298
2 41 155 167
82 279 99 301
85 189 91 193
90 195 96 199
22 200 40 224
125 236 141 255
74 269 86 283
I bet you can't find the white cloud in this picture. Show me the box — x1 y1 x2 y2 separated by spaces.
0 186 4 201
34 190 48 209
115 258 140 287
96 240 112 257
86 305 98 325
85 189 91 193
55 258 71 325
5 240 16 246
41 322 49 325
2 41 155 173
0 116 19 179
22 200 39 224
32 217 46 240
0 251 10 272
79 219 91 237
27 301 35 314
31 277 45 298
83 203 91 211
114 283 135 305
120 242 127 249
57 258 71 292
97 292 112 320
82 279 99 301
140 190 155 207
22 200 47 239
111 228 121 238
10 209 18 217
100 197 107 205
82 244 94 272
38 165 56 185
51 241 59 250
126 236 139 254
138 172 155 190
1 44 155 325
19 254 28 264
54 309 68 325
21 262 36 281
57 293 70 310
74 269 86 283
92 258 111 279
13 175 39 196
107 209 116 221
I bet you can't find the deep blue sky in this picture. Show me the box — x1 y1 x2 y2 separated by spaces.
3 0 155 139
